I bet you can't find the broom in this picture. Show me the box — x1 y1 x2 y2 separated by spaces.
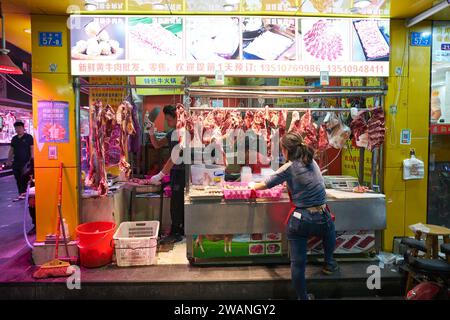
33 163 76 279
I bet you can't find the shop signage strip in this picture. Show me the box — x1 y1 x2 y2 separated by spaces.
72 60 388 77
70 15 390 77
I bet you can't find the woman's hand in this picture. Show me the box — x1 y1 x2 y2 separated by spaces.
248 182 267 190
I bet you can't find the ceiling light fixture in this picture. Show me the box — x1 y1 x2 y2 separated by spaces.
84 2 98 11
353 0 371 9
225 0 240 5
406 0 450 28
0 2 23 75
152 3 166 10
223 4 235 11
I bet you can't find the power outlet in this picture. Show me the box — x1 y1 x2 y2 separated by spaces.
390 105 397 114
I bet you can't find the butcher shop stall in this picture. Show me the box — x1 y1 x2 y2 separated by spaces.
70 14 389 266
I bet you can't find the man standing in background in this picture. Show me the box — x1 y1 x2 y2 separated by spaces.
6 121 34 202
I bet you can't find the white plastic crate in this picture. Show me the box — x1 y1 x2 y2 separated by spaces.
113 221 159 267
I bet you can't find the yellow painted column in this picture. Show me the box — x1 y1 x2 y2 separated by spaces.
383 20 431 251
31 15 79 242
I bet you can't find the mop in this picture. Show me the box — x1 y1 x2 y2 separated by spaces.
33 163 77 279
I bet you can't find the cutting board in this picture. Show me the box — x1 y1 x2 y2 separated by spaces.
326 189 385 200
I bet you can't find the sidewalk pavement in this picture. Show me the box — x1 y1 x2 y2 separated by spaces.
0 175 35 266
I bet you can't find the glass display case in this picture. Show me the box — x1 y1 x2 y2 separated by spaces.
428 22 450 228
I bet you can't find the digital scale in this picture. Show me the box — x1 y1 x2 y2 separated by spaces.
323 176 359 190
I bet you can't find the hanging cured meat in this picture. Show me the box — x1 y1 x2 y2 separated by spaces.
304 19 343 61
367 108 385 151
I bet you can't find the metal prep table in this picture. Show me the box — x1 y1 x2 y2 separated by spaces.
185 189 386 264
80 183 172 233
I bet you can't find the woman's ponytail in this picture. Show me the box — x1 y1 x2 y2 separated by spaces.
281 132 315 165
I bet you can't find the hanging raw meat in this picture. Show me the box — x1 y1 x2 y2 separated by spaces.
279 110 287 137
176 103 194 149
304 19 343 61
244 111 254 131
299 110 318 149
367 108 385 151
288 111 301 133
350 111 369 149
318 125 329 152
85 100 136 196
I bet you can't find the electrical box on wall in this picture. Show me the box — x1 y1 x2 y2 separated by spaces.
48 146 58 160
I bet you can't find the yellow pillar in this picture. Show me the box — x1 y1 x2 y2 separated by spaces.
383 20 431 251
31 15 79 242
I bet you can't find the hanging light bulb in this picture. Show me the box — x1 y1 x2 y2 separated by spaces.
0 2 22 75
84 2 98 11
353 0 372 8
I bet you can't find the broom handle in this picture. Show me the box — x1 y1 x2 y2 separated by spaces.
55 163 62 259
58 162 70 258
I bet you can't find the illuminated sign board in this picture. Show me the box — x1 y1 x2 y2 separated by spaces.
70 15 390 77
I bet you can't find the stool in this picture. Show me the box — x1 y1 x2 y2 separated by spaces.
418 224 450 262
404 224 450 294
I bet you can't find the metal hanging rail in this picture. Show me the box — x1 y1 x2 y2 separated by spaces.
74 83 185 89
190 85 388 91
188 107 380 112
186 88 386 99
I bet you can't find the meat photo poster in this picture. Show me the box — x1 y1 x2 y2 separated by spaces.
128 16 183 61
185 17 241 61
301 18 351 63
352 19 390 62
70 16 126 61
242 17 296 61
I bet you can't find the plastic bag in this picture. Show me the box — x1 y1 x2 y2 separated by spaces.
323 112 340 130
403 154 425 180
328 122 351 149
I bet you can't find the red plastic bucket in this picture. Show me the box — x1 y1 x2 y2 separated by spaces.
76 221 116 268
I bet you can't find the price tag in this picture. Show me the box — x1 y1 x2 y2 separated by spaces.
320 71 329 86
215 70 225 85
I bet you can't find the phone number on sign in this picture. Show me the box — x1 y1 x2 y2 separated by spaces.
328 64 385 74
259 63 385 75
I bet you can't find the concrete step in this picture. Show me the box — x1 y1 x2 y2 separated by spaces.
0 250 404 300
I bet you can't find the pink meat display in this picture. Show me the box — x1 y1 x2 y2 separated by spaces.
249 244 264 255
266 243 281 254
354 20 389 60
304 20 343 61
367 108 385 151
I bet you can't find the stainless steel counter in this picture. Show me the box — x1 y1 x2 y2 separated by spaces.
185 193 386 235
80 183 172 233
185 191 386 261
